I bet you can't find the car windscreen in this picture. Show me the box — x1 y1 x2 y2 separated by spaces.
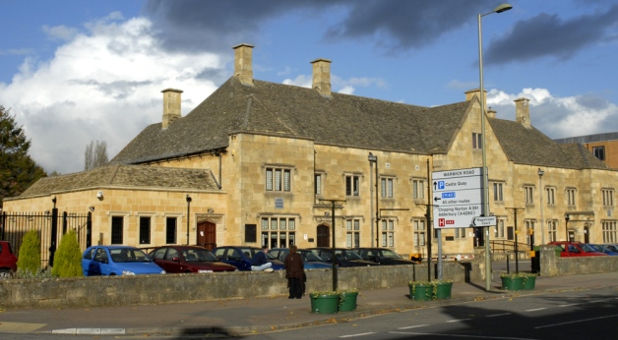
239 247 257 258
381 249 402 259
581 244 598 252
183 248 217 262
300 251 323 262
110 248 151 262
337 249 362 260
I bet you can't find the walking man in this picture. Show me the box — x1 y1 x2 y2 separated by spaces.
284 245 305 299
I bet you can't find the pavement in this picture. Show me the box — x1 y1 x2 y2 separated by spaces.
0 271 617 337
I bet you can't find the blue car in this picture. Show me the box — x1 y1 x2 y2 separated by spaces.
590 244 618 256
268 248 331 269
212 246 284 271
82 245 166 276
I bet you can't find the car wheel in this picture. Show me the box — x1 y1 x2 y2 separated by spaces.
0 269 11 279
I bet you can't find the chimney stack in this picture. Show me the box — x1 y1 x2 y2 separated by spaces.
311 58 332 97
465 89 487 113
233 43 254 86
515 97 531 128
161 88 182 129
487 107 496 119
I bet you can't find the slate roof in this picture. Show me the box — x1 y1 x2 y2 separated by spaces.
15 165 220 198
111 77 470 164
489 118 607 169
111 76 607 171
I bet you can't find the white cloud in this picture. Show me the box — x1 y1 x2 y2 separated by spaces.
281 74 385 96
487 88 618 138
42 25 79 41
282 74 312 88
0 15 223 174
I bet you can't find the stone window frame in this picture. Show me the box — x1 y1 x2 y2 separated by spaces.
260 215 297 249
524 185 535 206
565 187 577 208
380 175 396 199
545 186 556 207
411 177 425 200
602 188 614 207
345 218 361 248
344 172 362 197
265 165 293 192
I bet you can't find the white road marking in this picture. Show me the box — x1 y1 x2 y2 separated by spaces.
487 313 512 318
524 307 547 312
557 303 579 308
446 318 471 323
339 332 376 338
389 331 538 340
52 328 126 335
398 324 429 330
534 314 618 329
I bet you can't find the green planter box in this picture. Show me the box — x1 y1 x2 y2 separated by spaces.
522 275 536 290
501 276 524 290
434 281 453 299
310 293 339 314
338 291 358 312
409 283 431 301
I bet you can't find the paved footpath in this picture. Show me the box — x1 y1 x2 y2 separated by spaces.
0 272 617 337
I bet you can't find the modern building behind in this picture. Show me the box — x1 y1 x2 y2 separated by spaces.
3 44 617 265
555 132 618 170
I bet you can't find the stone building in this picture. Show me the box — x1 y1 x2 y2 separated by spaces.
3 44 617 259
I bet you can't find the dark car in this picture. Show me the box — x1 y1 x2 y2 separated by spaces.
306 248 378 267
212 246 284 271
588 244 618 256
548 241 607 257
149 246 237 273
268 248 331 269
82 245 166 276
355 248 416 265
0 241 18 279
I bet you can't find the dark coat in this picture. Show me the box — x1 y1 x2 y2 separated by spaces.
284 252 304 279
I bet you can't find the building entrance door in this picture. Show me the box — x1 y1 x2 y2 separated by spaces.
583 226 590 243
317 225 330 247
197 221 216 250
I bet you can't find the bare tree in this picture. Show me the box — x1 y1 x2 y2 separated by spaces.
84 140 109 170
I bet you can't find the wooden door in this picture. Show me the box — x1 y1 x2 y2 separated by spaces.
317 225 330 247
197 221 216 250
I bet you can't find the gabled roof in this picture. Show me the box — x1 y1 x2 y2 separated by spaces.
112 77 470 164
111 76 608 171
489 118 607 169
15 165 220 198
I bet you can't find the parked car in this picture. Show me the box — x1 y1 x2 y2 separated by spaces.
268 248 331 269
306 248 378 267
548 241 607 257
148 245 237 273
82 245 166 276
0 241 18 279
588 244 618 256
212 246 284 271
354 247 416 265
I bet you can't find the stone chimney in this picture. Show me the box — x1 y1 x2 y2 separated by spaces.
233 43 254 86
515 97 531 128
465 89 487 113
311 58 332 97
487 107 496 119
161 88 182 129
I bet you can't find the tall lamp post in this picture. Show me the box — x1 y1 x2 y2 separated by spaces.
564 213 570 242
186 194 192 245
368 152 379 247
478 2 512 291
538 168 545 245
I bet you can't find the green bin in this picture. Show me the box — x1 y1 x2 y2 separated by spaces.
338 291 358 312
410 283 431 301
310 294 339 314
522 275 536 290
501 276 524 290
434 281 453 299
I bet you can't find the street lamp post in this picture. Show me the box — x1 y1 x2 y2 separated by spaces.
186 194 192 245
564 213 570 241
368 152 379 248
538 168 545 245
478 2 512 291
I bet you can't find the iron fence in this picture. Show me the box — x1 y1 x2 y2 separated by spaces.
0 209 91 268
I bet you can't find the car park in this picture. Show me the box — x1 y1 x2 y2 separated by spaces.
148 245 237 273
306 247 378 267
212 246 284 271
588 244 618 256
0 241 18 279
268 248 331 269
548 241 607 257
82 245 166 276
355 247 416 265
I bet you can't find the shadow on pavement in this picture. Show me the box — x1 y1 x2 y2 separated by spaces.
174 326 244 339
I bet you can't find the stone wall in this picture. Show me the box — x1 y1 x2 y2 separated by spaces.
0 263 467 309
538 245 618 276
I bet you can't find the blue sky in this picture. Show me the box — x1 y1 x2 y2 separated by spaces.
1 0 617 174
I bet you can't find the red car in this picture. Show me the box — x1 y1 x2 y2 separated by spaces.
0 241 18 278
548 241 608 257
149 245 237 273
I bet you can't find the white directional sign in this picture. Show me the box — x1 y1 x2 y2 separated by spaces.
432 167 484 229
473 216 497 227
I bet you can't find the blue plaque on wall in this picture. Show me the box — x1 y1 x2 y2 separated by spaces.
275 198 284 209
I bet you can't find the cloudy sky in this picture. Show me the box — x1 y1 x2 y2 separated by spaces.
1 0 617 174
